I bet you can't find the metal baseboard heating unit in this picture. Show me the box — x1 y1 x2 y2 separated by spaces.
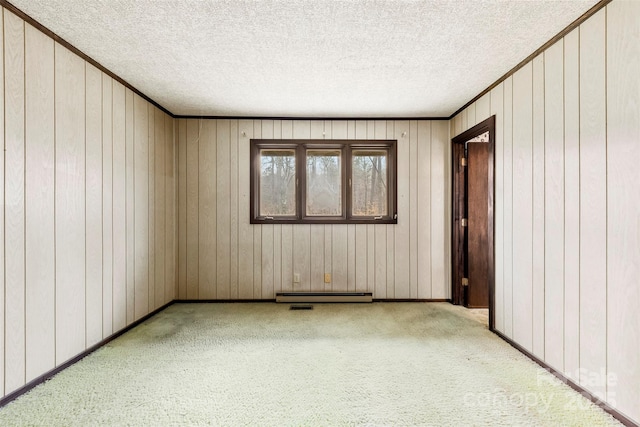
276 292 373 303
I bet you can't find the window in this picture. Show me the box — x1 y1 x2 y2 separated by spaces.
251 140 397 224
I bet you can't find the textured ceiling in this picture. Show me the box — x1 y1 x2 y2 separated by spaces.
10 0 599 117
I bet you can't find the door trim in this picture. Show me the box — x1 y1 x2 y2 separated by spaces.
451 116 495 330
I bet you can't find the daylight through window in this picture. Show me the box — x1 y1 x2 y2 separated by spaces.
250 140 396 224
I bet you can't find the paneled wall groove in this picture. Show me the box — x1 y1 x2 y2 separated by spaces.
177 119 451 301
1 6 176 400
450 2 639 423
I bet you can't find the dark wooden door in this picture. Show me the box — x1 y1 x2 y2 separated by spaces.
452 143 466 306
466 143 490 308
451 116 495 320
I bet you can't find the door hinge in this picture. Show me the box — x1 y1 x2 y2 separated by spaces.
461 218 467 227
462 277 469 287
460 157 467 167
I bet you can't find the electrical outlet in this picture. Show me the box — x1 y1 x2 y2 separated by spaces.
293 273 300 283
324 273 331 283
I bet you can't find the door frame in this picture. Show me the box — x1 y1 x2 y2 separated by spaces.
451 116 495 330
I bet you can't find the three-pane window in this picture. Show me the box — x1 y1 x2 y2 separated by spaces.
251 140 397 224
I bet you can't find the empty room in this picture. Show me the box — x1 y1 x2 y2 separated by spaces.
0 0 638 425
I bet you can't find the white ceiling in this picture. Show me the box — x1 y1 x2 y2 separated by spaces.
11 0 599 117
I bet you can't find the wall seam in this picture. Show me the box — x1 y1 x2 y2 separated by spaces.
83 61 87 347
532 61 535 351
561 35 567 375
603 4 609 403
542 51 547 361
576 24 582 384
110 77 114 331
2 5 6 397
52 31 56 369
20 15 25 385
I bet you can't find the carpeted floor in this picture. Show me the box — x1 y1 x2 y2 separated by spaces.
0 302 621 426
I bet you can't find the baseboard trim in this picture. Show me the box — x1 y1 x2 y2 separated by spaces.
492 329 638 427
174 299 277 303
374 298 451 303
0 300 175 408
174 298 450 303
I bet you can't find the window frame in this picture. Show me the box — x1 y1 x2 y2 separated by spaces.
250 139 397 224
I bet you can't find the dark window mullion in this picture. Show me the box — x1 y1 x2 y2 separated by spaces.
296 144 305 220
250 139 397 224
345 147 352 220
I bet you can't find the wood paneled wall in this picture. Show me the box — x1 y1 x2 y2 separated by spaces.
176 119 451 301
450 2 640 423
0 7 176 398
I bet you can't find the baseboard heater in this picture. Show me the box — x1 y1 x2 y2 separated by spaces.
276 292 373 303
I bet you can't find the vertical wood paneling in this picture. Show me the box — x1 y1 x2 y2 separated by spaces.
579 10 607 397
252 121 262 297
55 42 86 363
24 23 55 382
217 120 231 299
607 1 640 418
366 121 376 293
408 120 418 298
430 122 448 299
563 29 581 382
346 122 356 291
0 9 4 396
446 4 640 422
292 120 311 291
272 121 283 293
0 9 177 399
512 62 534 352
309 122 324 291
280 121 293 292
85 63 103 347
475 94 490 125
185 119 199 299
177 119 187 299
0 11 5 395
395 121 410 298
490 83 505 332
133 94 149 319
154 109 165 308
125 88 135 323
374 121 387 298
323 226 333 290
229 120 239 298
354 121 368 292
443 119 452 299
262 222 274 296
502 76 514 339
461 107 468 131
330 121 348 291
544 41 565 371
112 81 127 330
198 120 216 299
102 74 113 336
261 120 275 296
385 122 395 298
237 120 254 298
532 54 545 359
417 121 431 299
165 114 176 303
5 0 636 421
147 108 155 310
4 10 25 393
467 104 476 128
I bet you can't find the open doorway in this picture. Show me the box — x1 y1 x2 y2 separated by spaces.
451 116 495 330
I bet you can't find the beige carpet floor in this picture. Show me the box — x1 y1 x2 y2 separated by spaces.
0 302 621 426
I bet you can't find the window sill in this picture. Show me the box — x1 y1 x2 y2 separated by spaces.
250 218 398 225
